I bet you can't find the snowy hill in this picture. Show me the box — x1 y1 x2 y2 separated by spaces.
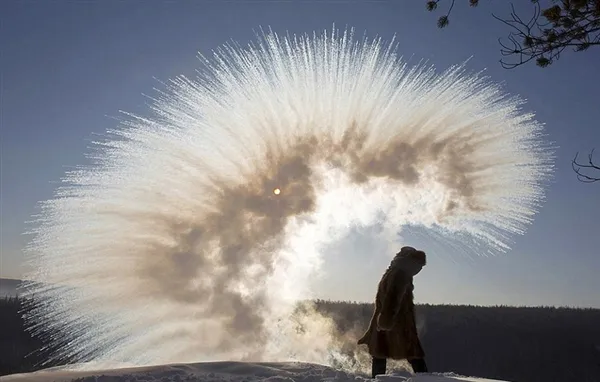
0 361 509 382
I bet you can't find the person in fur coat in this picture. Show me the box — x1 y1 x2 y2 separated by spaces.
357 246 428 378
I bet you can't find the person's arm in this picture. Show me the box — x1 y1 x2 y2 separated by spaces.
376 271 409 331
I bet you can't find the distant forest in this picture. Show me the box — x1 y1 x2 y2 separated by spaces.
1 297 599 382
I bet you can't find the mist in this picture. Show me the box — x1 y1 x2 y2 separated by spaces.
20 27 552 370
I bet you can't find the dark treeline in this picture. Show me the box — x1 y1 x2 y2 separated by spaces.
312 299 600 382
0 297 57 376
1 297 599 381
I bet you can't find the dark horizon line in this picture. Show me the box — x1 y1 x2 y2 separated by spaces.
2 278 599 311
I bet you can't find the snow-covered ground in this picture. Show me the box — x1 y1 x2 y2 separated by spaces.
0 361 509 382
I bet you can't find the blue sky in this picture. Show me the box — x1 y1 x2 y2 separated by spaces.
1 1 599 308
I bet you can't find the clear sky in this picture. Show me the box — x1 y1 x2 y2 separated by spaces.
1 1 599 308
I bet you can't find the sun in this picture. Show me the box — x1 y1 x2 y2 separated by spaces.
273 188 281 195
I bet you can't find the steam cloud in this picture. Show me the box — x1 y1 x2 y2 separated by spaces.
20 28 553 370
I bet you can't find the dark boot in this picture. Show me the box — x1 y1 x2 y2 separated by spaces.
371 356 387 378
409 358 428 373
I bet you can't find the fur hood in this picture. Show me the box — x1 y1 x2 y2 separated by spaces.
388 246 426 277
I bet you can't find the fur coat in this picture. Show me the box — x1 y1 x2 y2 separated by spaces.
357 247 426 360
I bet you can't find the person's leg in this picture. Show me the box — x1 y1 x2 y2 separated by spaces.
371 356 387 378
408 358 428 373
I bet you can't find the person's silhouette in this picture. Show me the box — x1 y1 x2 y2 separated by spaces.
357 246 429 378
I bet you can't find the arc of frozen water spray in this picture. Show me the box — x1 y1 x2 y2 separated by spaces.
21 26 553 368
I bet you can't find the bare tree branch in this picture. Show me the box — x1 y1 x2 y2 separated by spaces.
572 149 600 183
427 0 600 69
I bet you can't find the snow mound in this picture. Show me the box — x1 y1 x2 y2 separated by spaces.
0 361 510 382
